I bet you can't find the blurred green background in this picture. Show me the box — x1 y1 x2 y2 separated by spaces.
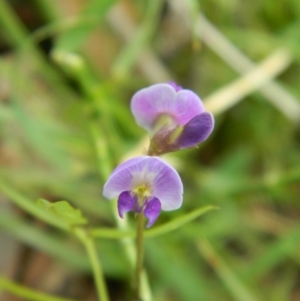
0 0 300 300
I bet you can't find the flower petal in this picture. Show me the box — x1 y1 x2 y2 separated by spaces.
131 83 204 132
144 197 161 228
103 156 147 199
168 81 182 92
117 191 136 218
109 156 147 178
103 156 183 211
176 112 214 148
145 157 183 211
173 89 205 125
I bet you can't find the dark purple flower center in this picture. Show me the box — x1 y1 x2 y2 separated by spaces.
117 191 161 228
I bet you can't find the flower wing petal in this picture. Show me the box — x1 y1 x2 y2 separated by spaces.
144 197 161 228
145 157 183 211
117 191 136 218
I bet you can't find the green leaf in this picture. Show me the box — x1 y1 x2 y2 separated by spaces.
145 205 218 238
36 199 88 226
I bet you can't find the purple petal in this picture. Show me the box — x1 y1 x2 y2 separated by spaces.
145 157 183 211
167 81 182 92
131 84 204 132
109 156 147 178
103 156 183 211
117 191 136 218
177 112 214 148
174 90 205 125
103 156 147 199
144 197 161 228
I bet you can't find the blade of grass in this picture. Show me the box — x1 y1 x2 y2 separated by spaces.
55 0 118 52
145 205 218 238
197 239 260 301
146 238 209 300
111 0 164 80
242 225 300 283
0 275 77 301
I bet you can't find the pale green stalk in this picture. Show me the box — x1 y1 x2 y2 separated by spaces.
74 228 109 301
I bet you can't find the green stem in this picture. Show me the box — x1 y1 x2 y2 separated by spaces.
87 119 112 184
0 275 76 301
134 214 145 300
74 228 109 301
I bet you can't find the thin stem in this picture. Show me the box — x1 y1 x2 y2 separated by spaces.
85 238 109 301
74 228 110 301
134 214 145 300
0 275 76 301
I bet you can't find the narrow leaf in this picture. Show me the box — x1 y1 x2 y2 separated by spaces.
145 205 218 238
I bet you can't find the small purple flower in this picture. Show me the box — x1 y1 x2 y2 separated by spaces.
103 156 183 228
131 83 214 155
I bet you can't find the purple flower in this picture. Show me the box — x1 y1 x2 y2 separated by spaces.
131 83 214 155
103 156 183 228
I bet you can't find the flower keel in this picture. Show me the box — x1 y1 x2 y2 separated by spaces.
144 197 161 228
117 191 136 218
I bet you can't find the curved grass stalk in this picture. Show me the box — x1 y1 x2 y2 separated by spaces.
0 276 76 301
